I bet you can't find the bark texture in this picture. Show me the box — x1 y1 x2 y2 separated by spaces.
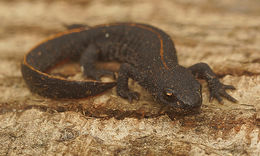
0 0 259 155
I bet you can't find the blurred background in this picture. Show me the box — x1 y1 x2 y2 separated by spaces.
0 0 259 155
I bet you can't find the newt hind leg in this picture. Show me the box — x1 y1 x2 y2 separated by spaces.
81 45 140 102
188 62 237 103
80 44 115 81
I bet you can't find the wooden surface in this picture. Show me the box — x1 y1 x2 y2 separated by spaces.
0 0 260 155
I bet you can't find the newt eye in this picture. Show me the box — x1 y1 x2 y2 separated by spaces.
165 88 174 97
164 89 178 102
166 91 173 96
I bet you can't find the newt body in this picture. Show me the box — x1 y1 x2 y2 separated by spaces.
22 23 236 111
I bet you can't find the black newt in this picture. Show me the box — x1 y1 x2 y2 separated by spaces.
21 23 237 112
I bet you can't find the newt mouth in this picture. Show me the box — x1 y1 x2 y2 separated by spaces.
158 95 202 112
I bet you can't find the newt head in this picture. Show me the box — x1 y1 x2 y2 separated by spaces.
154 66 202 111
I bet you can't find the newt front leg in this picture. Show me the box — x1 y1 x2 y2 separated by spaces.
116 63 140 103
188 63 237 103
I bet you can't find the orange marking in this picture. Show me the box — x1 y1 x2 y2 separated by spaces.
128 23 169 70
96 23 169 69
23 27 106 83
23 23 170 84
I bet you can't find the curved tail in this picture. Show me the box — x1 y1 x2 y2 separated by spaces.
21 63 116 99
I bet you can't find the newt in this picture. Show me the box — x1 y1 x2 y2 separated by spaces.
21 23 237 111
